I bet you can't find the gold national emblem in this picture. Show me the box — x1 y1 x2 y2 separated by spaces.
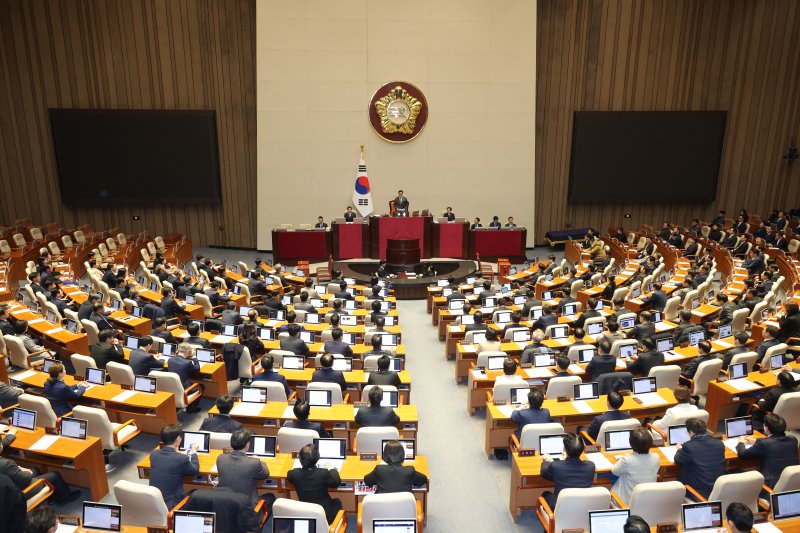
374 86 423 135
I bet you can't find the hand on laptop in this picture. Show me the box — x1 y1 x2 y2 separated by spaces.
739 435 756 445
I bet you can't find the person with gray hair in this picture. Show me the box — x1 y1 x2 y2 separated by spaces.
215 429 269 506
167 342 200 394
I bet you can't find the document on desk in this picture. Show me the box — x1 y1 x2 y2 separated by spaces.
231 403 265 416
725 378 760 392
449 326 461 333
282 405 297 419
524 368 554 379
27 317 45 324
471 370 487 380
634 392 668 406
723 439 751 453
568 364 585 374
753 522 783 533
29 434 61 451
615 359 627 370
11 370 37 381
111 390 138 403
571 400 594 414
584 452 614 470
461 345 476 353
496 404 517 418
54 525 79 533
210 335 235 344
654 322 671 332
713 339 734 349
45 327 64 334
659 446 679 463
663 350 683 362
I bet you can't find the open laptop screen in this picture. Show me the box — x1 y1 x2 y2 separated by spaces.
668 425 691 446
771 489 800 521
314 438 346 459
61 417 88 439
382 439 416 460
682 501 722 531
173 511 215 533
632 377 656 395
180 431 210 453
273 518 317 533
604 430 633 452
589 509 630 533
247 435 277 457
574 382 599 400
539 434 566 456
11 408 37 430
134 375 157 393
373 520 417 533
82 502 122 532
724 416 753 439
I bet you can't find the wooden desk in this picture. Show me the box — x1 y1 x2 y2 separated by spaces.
691 303 722 324
109 311 152 336
7 305 89 356
138 289 204 320
280 368 412 404
4 427 109 500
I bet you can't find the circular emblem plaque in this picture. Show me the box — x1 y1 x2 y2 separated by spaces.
369 81 428 143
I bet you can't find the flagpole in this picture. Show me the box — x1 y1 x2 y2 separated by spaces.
360 144 364 158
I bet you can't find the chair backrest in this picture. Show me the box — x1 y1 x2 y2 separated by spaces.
277 427 319 454
773 465 800 493
648 365 682 391
236 346 253 380
268 349 294 368
669 408 710 427
272 499 330 532
663 296 681 322
596 418 641 448
597 372 633 395
552 487 611 533
502 326 528 340
5 335 33 369
692 359 723 396
629 481 686 526
72 405 116 450
729 351 758 374
569 280 584 299
0 239 11 254
306 382 344 404
48 241 60 256
355 426 399 455
193 293 214 318
209 432 233 450
612 286 630 301
774 391 800 431
708 471 764 513
249 380 289 402
361 385 399 402
106 361 135 387
13 233 26 247
475 351 508 367
147 241 157 256
360 493 418 533
761 343 789 369
582 317 606 337
70 354 97 377
681 289 699 309
19 393 58 429
80 319 100 345
73 230 86 244
730 308 750 334
363 355 381 372
492 381 529 403
150 370 187 408
610 339 638 358
519 422 565 451
154 236 166 250
545 376 582 399
113 480 168 527
749 301 768 323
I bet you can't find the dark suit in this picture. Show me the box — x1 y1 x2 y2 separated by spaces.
323 340 352 357
533 314 558 332
129 348 163 376
184 488 259 533
756 339 780 365
0 319 13 336
718 302 739 325
626 322 655 341
510 407 551 439
221 309 243 326
90 341 125 370
283 419 329 438
585 354 617 381
675 433 726 499
0 383 22 408
367 370 402 388
626 350 665 377
185 335 211 349
464 323 488 333
251 370 291 397
642 290 668 312
199 414 244 434
44 379 86 417
216 450 269 506
344 212 356 222
151 328 180 345
736 433 799 488
79 301 97 321
167 356 200 388
312 368 347 391
160 297 183 318
757 385 797 414
682 353 715 379
287 467 342 523
149 447 199 508
778 313 800 342
587 410 631 440
355 406 400 427
364 464 427 494
333 290 353 301
446 291 466 302
720 345 749 370
90 311 115 332
519 343 547 365
540 457 596 507
280 336 310 356
247 278 267 296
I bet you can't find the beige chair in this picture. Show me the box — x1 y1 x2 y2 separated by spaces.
363 355 381 371
72 405 140 471
663 296 681 322
277 427 318 454
147 241 157 256
106 361 135 387
729 351 758 373
273 498 347 533
113 480 168 527
760 343 788 369
307 381 347 404
648 365 682 391
268 349 295 369
611 339 638 358
73 230 86 244
491 381 529 403
0 239 12 257
361 384 399 403
19 393 60 430
685 359 723 407
354 426 399 455
151 370 202 410
359 492 421 533
582 418 641 448
5 335 48 369
80 319 100 346
13 232 26 247
537 487 611 533
209 432 233 450
510 422 565 453
730 308 749 334
194 293 221 319
475 351 508 367
249 380 292 402
773 391 800 440
687 471 764 513
545 376 582 400
117 233 128 246
768 465 800 498
623 481 685 525
237 346 254 380
70 354 97 378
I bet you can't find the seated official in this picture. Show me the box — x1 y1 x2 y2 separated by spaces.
720 331 750 370
552 355 571 377
364 440 427 493
239 324 266 358
344 206 356 222
756 326 781 367
160 288 185 319
682 340 715 379
611 427 660 505
221 301 243 326
675 418 726 499
488 216 501 228
625 337 665 376
778 301 800 343
626 311 655 341
88 302 116 331
574 298 601 329
671 309 695 344
90 329 126 370
600 320 626 345
641 283 667 312
149 424 199 508
0 382 23 409
323 327 353 357
251 353 291 397
369 285 384 301
0 430 81 504
294 291 316 313
167 344 201 403
277 310 304 334
605 298 627 324
333 281 353 301
42 362 88 418
471 217 483 229
392 190 409 216
465 311 488 333
12 320 50 365
128 336 163 376
726 503 754 533
288 443 343 523
505 216 517 228
0 304 14 335
742 248 766 276
315 216 328 229
652 385 698 431
324 300 345 322
712 293 739 326
751 369 797 426
532 305 558 332
556 290 577 315
736 413 799 488
519 329 547 365
585 338 616 382
151 317 180 345
355 386 400 427
367 355 402 388
368 300 386 324
476 327 501 354
247 271 268 296
243 309 261 326
586 392 631 441
312 354 347 392
443 207 455 221
300 278 319 298
280 323 310 356
184 322 211 349
216 429 269 506
511 388 551 439
283 400 330 438
624 516 651 533
376 260 388 278
496 357 525 385
364 335 393 358
204 280 231 307
200 395 244 434
540 433 596 508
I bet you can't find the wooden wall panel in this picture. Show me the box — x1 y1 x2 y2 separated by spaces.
536 0 800 242
0 0 256 248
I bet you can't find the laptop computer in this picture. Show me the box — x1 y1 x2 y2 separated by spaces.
578 347 596 363
299 331 315 343
173 511 215 533
304 313 321 325
196 349 216 364
160 343 177 356
239 305 252 317
619 317 635 330
682 501 723 531
45 309 58 324
632 376 657 395
344 300 357 310
282 355 305 370
656 337 674 352
124 336 140 350
60 417 88 440
240 386 268 404
448 299 465 311
618 344 637 359
562 303 578 316
270 310 287 321
82 502 122 532
668 425 691 446
512 329 532 343
728 362 747 379
771 353 787 370
383 315 396 326
574 382 599 400
310 298 324 308
388 357 404 372
436 279 449 287
486 356 505 371
306 389 332 407
771 489 800 521
604 429 634 452
273 517 317 533
133 375 157 394
65 318 80 333
586 322 604 335
460 314 475 326
332 357 352 372
258 327 275 341
340 314 357 326
313 438 346 469
534 353 555 368
221 324 239 336
718 323 732 339
550 325 569 340
42 357 58 373
688 330 705 347
380 390 399 408
11 408 37 430
382 439 416 460
373 520 417 533
650 311 662 323
246 435 277 457
539 434 566 456
589 509 630 533
510 387 530 405
86 367 106 386
180 431 211 453
724 416 753 439
530 308 543 320
381 333 398 347
131 306 143 318
495 312 511 324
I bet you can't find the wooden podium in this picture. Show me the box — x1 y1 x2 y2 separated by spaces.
386 238 420 265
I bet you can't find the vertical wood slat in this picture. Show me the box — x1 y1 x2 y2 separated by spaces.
0 0 256 248
536 0 800 242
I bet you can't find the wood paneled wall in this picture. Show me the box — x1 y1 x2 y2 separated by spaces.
0 0 257 248
536 0 800 242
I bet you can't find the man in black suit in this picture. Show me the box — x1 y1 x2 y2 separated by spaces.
540 433 596 508
247 271 268 297
160 288 184 319
626 311 655 341
203 281 230 307
641 283 668 312
312 354 347 392
741 249 766 276
288 443 343 523
363 335 393 359
261 290 287 313
501 311 525 338
470 217 483 230
184 322 211 349
675 418 726 499
90 302 115 332
464 311 488 333
199 395 244 434
0 305 14 336
510 388 551 439
280 323 310 356
101 263 123 290
713 293 739 326
151 317 180 345
367 355 402 388
129 336 163 376
89 330 125 370
720 332 750 370
322 327 353 357
752 370 798 427
167 343 201 390
251 353 292 397
369 285 384 301
344 206 356 222
521 289 542 318
445 282 466 302
738 288 761 314
707 223 723 242
364 440 428 493
532 305 558 332
735 414 799 488
220 301 242 326
756 271 775 298
27 272 45 296
333 281 353 301
778 301 800 343
215 429 269 506
756 326 781 368
314 216 328 229
354 386 400 427
488 216 501 228
284 400 330 437
626 337 665 377
392 190 409 216
148 424 199 508
586 339 617 381
586 392 631 440
574 298 601 329
682 340 715 379
442 207 456 221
